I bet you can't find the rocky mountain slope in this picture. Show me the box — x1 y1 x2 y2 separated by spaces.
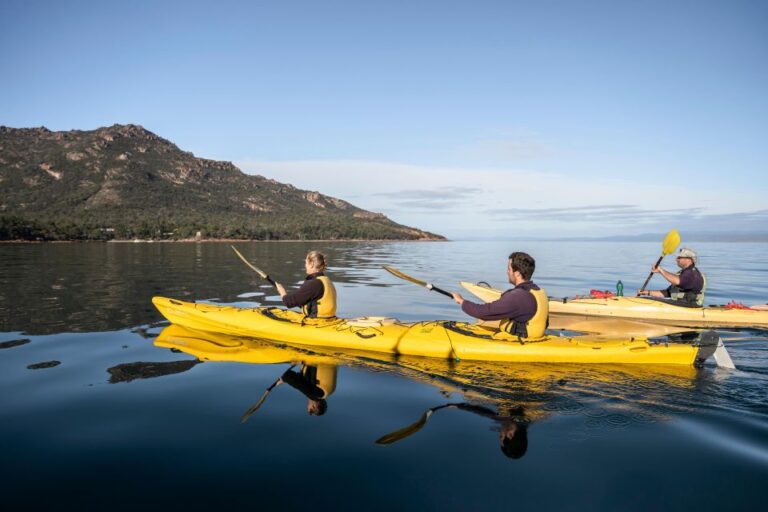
0 124 443 240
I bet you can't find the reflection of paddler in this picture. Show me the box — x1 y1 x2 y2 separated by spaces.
279 364 337 416
377 402 530 459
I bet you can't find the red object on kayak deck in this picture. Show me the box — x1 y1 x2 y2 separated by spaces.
724 300 752 310
590 289 615 298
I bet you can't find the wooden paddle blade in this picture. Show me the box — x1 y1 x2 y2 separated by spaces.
240 389 270 423
376 410 433 445
662 229 681 256
231 246 269 279
383 265 428 287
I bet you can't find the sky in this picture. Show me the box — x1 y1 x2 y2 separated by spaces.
1 0 766 239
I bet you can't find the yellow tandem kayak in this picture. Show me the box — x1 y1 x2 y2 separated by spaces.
152 296 718 366
460 281 768 329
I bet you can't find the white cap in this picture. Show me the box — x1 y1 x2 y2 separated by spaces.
677 247 698 264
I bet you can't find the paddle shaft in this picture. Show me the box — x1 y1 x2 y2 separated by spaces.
639 255 664 293
241 364 296 423
383 265 453 298
231 246 278 290
428 284 453 298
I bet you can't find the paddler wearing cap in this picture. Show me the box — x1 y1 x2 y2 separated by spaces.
637 247 707 306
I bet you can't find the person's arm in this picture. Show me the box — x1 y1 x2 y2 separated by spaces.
656 266 681 286
637 265 679 296
459 290 531 321
638 289 667 298
281 279 324 308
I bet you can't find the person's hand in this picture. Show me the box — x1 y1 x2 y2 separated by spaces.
451 292 464 305
275 282 287 297
650 265 661 274
637 289 649 296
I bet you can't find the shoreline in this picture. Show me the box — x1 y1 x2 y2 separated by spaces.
0 237 448 244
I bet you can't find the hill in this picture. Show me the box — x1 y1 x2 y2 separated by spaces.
0 124 444 241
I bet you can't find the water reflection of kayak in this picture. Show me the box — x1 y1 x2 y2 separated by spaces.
460 281 768 329
155 324 700 404
152 296 719 366
155 324 704 453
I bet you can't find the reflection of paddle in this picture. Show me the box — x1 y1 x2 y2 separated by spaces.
376 405 451 445
231 246 278 290
638 229 681 294
383 265 453 298
241 364 296 423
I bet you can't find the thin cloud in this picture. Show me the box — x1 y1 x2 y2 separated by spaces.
374 186 483 200
389 200 460 211
373 186 485 212
456 130 555 162
485 205 707 224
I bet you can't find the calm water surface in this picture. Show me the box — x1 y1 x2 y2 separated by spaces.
1 241 767 510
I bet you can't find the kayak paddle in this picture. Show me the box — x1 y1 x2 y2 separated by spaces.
375 404 451 445
383 265 453 298
241 364 296 423
638 229 681 294
231 245 278 289
382 265 461 361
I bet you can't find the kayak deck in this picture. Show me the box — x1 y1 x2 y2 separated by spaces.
152 296 717 366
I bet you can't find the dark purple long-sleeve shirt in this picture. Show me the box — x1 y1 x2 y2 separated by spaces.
282 272 326 309
662 266 704 296
461 281 540 324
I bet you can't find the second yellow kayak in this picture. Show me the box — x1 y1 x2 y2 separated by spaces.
460 281 768 329
152 296 718 366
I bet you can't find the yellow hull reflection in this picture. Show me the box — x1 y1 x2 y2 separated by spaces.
153 296 710 365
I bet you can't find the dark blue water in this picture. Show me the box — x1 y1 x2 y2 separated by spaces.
1 241 767 510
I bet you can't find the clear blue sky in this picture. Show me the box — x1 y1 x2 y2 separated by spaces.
2 0 766 238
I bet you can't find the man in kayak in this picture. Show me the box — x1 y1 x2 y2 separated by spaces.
637 247 706 306
275 250 337 318
450 252 549 339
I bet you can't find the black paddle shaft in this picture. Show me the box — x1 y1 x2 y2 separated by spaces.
639 255 664 293
429 284 453 298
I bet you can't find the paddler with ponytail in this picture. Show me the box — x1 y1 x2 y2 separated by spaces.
451 252 549 340
275 250 337 319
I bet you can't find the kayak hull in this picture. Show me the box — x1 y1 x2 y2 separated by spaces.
460 282 768 329
152 296 713 366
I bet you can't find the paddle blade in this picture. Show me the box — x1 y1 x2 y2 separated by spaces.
661 229 681 256
231 246 269 279
383 265 428 288
240 389 270 423
375 410 433 445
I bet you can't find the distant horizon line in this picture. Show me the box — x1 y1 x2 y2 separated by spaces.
446 233 768 243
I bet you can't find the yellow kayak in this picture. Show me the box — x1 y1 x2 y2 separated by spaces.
460 281 768 329
152 296 718 365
